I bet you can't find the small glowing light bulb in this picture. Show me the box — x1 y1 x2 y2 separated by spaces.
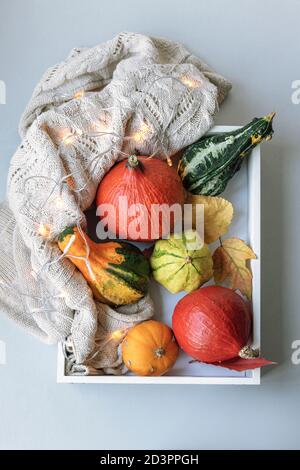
167 157 173 166
132 122 152 143
74 90 85 99
63 134 76 145
37 223 51 238
110 329 126 341
181 75 201 89
60 127 82 146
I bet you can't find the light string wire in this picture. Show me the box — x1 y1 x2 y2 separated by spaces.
1 68 203 341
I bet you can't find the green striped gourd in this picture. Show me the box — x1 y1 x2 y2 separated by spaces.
150 230 213 294
178 113 275 196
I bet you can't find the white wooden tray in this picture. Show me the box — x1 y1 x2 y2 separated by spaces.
57 125 261 385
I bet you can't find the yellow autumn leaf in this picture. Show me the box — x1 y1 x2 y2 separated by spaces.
213 237 256 300
187 193 234 244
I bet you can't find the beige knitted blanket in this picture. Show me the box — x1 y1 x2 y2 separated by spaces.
0 32 231 375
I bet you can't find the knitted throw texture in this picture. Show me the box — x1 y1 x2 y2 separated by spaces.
0 32 231 375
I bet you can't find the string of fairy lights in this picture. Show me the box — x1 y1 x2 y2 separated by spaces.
1 71 203 347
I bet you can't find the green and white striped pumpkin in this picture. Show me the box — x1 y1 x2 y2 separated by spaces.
178 113 275 196
150 230 213 294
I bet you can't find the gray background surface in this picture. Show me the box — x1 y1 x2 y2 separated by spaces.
0 0 299 450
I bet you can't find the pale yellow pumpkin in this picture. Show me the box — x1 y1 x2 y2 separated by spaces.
150 229 213 294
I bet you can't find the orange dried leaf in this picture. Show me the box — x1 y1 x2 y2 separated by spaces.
213 237 256 300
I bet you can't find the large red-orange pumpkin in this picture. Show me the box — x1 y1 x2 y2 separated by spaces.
172 286 273 372
172 286 252 363
96 155 185 241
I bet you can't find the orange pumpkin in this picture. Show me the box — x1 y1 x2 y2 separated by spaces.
122 320 179 376
96 155 185 241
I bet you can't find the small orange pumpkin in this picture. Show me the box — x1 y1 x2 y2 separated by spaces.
122 320 179 376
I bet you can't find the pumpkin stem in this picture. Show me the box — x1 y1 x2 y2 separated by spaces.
264 111 276 122
155 347 165 358
126 155 144 172
239 345 259 359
